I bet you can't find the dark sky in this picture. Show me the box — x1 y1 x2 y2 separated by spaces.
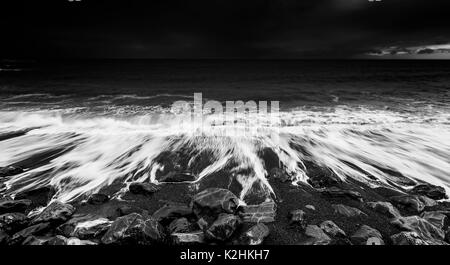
1 0 450 59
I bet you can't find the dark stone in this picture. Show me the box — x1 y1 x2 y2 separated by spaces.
0 199 32 214
0 229 10 245
11 222 52 244
445 228 450 244
192 188 240 216
367 201 401 219
32 201 75 224
66 237 97 245
206 213 240 241
288 209 306 229
168 218 191 234
420 211 447 230
15 187 55 208
306 164 341 188
71 218 112 239
129 182 161 195
390 216 445 244
332 204 367 218
321 187 363 201
410 183 447 200
152 202 192 224
171 231 205 245
117 205 143 216
240 223 270 245
390 195 425 214
239 201 276 223
0 212 29 233
47 235 69 245
269 168 290 182
87 193 109 205
319 220 346 238
303 225 331 245
391 232 428 245
22 236 51 245
101 213 165 245
159 172 196 183
0 166 23 178
56 213 100 237
350 225 384 245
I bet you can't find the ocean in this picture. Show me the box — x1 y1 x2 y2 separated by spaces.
1 60 449 203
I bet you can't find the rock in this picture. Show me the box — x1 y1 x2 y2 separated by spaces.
288 209 307 229
350 225 384 245
0 229 10 245
269 168 290 182
417 195 438 207
306 165 341 188
304 225 331 245
0 212 29 233
196 217 210 231
332 204 367 218
241 223 270 245
32 201 75 224
152 202 192 224
56 213 103 237
22 236 51 245
321 187 363 201
168 218 191 234
159 172 196 183
71 218 112 239
367 201 401 219
391 216 445 244
47 235 69 245
172 231 205 244
446 228 450 243
239 201 276 223
205 213 240 241
410 183 447 200
391 232 428 245
192 188 240 216
305 205 316 211
319 220 346 238
128 182 161 195
0 166 23 178
117 205 143 216
11 222 52 244
390 195 425 214
420 211 447 230
0 199 32 214
101 213 165 245
87 193 109 205
14 187 55 208
66 237 97 245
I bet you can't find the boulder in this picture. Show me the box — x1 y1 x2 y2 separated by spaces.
205 213 240 241
0 229 10 245
171 231 205 245
420 211 447 230
239 201 276 223
11 222 52 244
410 183 447 200
241 223 270 245
159 172 196 183
32 201 75 224
168 217 191 234
0 166 23 178
22 236 51 245
152 202 192 224
332 204 367 218
47 235 69 245
269 168 290 182
116 205 143 216
391 232 428 245
87 193 109 205
66 237 97 245
71 218 112 239
321 187 362 201
288 209 307 229
304 225 331 245
367 201 401 219
0 199 32 214
417 195 438 207
128 182 161 195
390 195 425 214
101 213 165 245
306 165 341 188
319 220 346 238
390 216 445 244
14 186 55 208
0 212 29 233
192 188 240 216
350 225 384 245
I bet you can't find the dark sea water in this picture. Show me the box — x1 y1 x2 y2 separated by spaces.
0 60 449 203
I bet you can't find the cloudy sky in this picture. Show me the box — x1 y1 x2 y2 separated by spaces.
1 0 450 59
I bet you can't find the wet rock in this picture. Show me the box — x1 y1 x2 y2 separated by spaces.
239 201 276 223
391 232 428 245
305 205 316 211
306 165 341 188
56 213 102 237
14 187 55 208
101 213 165 245
241 223 270 245
11 222 52 244
192 188 240 216
152 202 192 224
351 225 384 245
0 229 10 245
196 217 210 231
66 237 97 245
410 183 447 200
269 168 290 182
71 218 112 239
0 199 32 214
319 220 346 238
172 231 205 245
321 187 363 201
288 209 307 229
159 172 196 183
367 201 401 219
168 217 191 234
420 211 447 230
391 216 445 244
87 193 109 205
116 205 143 216
0 166 23 178
47 235 69 245
22 236 51 245
129 182 161 196
0 212 29 233
205 213 240 241
332 204 367 218
446 228 450 243
304 225 331 245
32 201 75 224
390 195 425 214
417 195 438 208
